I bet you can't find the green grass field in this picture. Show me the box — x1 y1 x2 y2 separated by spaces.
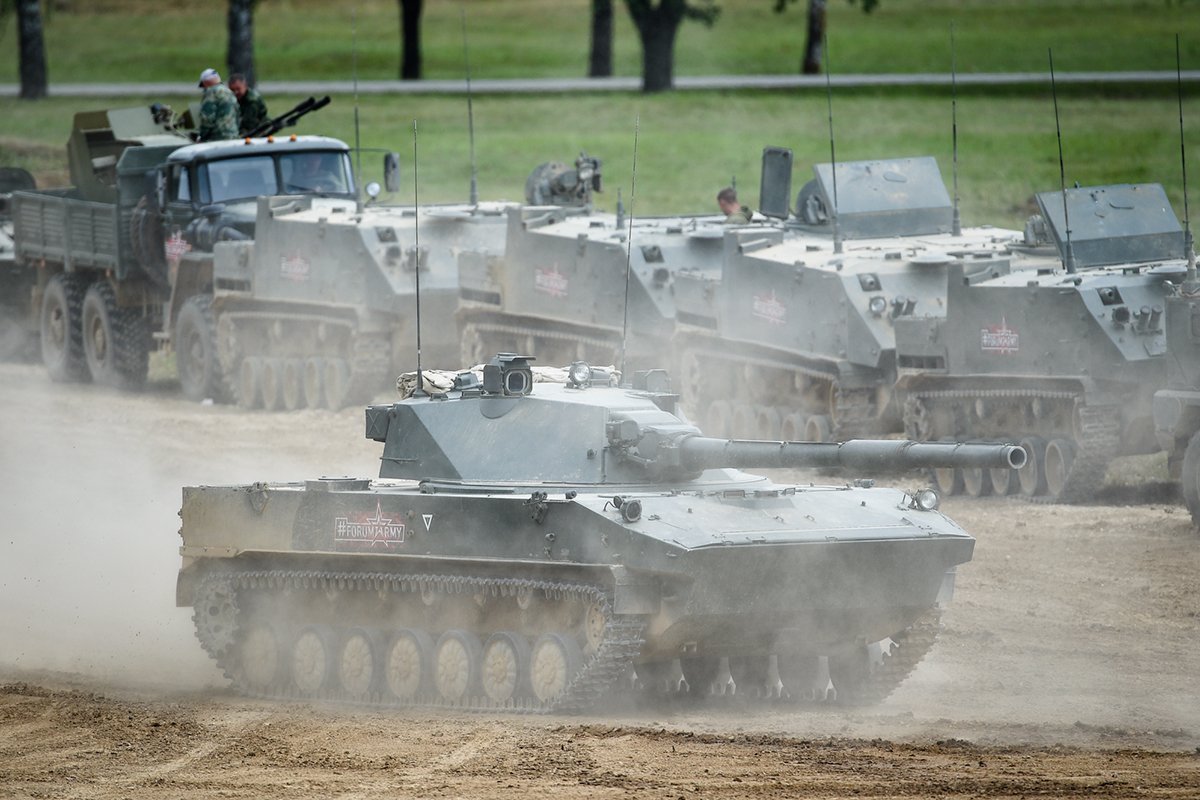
0 0 1196 84
2 1 1198 228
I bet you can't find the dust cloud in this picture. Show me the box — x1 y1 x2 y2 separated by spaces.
0 362 377 692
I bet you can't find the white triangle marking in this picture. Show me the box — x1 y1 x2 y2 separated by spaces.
422 514 433 531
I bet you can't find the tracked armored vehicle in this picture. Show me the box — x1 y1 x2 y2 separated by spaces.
895 184 1187 501
177 354 1021 712
1151 254 1200 524
672 156 1020 442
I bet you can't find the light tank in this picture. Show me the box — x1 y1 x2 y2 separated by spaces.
895 184 1187 501
176 354 1022 712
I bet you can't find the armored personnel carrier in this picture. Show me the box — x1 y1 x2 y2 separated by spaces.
176 354 1022 712
895 184 1187 501
0 167 36 360
672 156 1021 442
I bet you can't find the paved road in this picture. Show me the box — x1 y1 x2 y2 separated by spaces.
2 71 1198 98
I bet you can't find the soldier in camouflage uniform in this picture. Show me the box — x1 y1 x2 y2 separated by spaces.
717 186 753 224
196 68 239 142
228 73 269 137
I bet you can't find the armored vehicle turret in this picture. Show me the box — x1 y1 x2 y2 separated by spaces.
895 183 1186 502
177 354 1021 712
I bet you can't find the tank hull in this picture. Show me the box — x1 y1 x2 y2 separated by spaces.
178 476 972 710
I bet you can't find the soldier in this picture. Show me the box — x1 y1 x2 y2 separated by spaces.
196 68 239 142
717 186 753 224
228 73 269 137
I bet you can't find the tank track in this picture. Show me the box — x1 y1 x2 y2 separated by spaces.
192 567 646 714
678 343 881 440
905 388 1120 503
460 320 619 369
835 607 942 706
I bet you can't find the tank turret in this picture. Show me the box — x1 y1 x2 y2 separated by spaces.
370 354 1023 485
178 353 1001 714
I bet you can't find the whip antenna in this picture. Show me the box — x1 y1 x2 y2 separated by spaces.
617 115 640 382
352 6 362 202
461 8 478 206
412 119 426 397
1177 33 1196 279
1049 49 1076 274
823 31 842 254
951 22 962 237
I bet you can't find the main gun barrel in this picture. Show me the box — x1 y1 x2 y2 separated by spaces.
678 438 1026 473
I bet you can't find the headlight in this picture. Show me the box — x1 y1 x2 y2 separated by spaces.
567 360 592 388
868 295 887 317
913 488 940 511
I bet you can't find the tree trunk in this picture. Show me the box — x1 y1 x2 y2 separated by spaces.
588 0 613 78
226 0 256 86
399 0 423 80
629 4 683 93
802 0 826 75
17 0 48 100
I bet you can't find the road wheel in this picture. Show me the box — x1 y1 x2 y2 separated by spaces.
236 356 263 409
383 628 434 702
337 627 383 699
1043 438 1076 500
732 403 757 438
238 622 286 693
303 356 325 408
260 357 285 411
679 656 721 696
529 633 582 703
932 466 963 495
780 411 806 442
480 632 532 705
291 625 337 696
755 406 782 440
81 282 147 390
804 414 832 443
40 272 90 382
728 655 772 697
281 358 305 410
961 466 993 497
777 654 827 702
176 295 228 402
1017 436 1048 496
434 630 483 704
1180 432 1200 526
323 357 352 410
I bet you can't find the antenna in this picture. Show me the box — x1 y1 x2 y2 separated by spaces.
461 8 478 206
1177 33 1196 282
352 6 362 203
823 31 842 254
1049 49 1076 274
617 115 640 383
412 119 426 397
951 23 962 237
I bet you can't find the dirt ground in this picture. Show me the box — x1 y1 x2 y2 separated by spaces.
2 361 1199 799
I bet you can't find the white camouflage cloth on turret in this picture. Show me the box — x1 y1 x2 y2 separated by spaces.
396 364 618 399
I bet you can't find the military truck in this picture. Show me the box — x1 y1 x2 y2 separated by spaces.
671 155 1021 441
8 105 373 399
0 167 37 360
895 184 1187 501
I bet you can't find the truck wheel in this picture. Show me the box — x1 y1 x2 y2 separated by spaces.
176 295 229 403
81 282 148 390
1180 432 1200 526
40 272 91 383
